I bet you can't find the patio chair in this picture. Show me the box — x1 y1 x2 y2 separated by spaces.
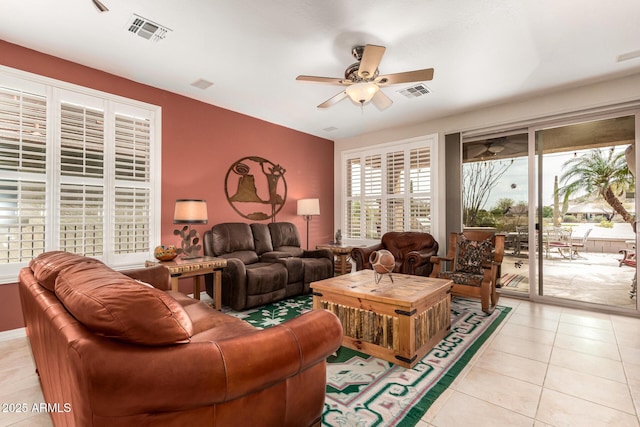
544 227 573 259
515 225 529 256
571 228 592 258
430 230 504 315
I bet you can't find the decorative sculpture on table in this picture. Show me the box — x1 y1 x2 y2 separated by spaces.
225 156 287 221
173 199 208 259
369 249 395 284
154 245 177 261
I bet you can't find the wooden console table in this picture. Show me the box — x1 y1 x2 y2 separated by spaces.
145 256 227 310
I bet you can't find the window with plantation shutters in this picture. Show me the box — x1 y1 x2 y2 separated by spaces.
0 70 160 282
0 87 47 264
341 135 437 243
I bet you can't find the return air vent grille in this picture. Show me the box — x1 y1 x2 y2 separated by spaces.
127 14 171 42
397 83 431 98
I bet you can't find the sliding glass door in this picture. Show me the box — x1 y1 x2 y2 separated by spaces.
463 111 639 313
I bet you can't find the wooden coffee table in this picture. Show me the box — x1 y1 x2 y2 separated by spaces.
311 270 452 368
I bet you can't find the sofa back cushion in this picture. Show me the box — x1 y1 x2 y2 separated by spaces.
268 222 303 256
381 232 438 260
29 251 104 292
55 262 193 346
250 223 274 255
211 223 255 255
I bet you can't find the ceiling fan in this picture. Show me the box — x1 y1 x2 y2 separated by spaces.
465 136 529 159
296 44 434 110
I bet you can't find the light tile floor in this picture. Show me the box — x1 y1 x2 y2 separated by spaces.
1 296 640 426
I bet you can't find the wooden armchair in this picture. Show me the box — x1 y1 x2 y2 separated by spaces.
430 230 504 315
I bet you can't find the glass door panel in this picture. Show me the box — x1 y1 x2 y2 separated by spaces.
462 132 530 296
535 115 636 309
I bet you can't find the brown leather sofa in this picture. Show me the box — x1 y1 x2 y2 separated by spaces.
18 251 342 427
203 222 333 311
351 231 439 276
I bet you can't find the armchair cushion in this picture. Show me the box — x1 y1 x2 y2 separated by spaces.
438 271 484 287
454 234 493 275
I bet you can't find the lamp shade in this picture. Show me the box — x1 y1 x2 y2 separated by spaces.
345 82 379 104
297 198 320 216
174 199 208 224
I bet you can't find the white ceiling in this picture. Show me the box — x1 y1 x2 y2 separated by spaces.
1 0 640 139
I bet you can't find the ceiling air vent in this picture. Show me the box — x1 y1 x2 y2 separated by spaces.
397 83 431 98
127 14 171 42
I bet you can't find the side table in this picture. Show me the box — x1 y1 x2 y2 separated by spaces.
316 244 353 275
145 256 227 310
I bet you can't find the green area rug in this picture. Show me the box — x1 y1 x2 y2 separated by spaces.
224 295 511 427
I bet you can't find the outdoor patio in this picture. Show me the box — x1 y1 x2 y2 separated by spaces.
499 222 638 310
501 251 637 309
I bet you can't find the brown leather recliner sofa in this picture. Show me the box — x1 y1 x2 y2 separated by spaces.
351 231 440 276
203 222 333 311
18 251 342 427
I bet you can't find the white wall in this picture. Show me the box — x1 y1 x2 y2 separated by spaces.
333 72 640 247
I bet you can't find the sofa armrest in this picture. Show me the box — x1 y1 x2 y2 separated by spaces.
351 244 383 271
261 251 293 260
214 309 342 400
302 248 333 261
121 265 171 290
404 248 438 276
72 310 343 415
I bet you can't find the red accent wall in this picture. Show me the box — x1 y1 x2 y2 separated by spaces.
0 40 334 332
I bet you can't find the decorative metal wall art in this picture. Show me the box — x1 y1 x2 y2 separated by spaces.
225 156 287 221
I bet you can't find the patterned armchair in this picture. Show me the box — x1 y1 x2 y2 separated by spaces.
430 230 504 315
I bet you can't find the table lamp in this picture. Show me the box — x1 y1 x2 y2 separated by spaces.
174 199 208 258
297 198 320 250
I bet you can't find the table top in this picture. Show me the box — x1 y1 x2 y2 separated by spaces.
311 269 452 306
316 243 354 254
145 256 227 273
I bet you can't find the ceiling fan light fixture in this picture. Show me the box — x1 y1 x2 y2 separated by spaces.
345 82 379 105
487 143 505 153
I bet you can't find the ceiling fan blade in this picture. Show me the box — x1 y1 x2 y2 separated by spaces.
377 68 434 85
465 145 489 158
357 45 386 79
296 75 351 85
317 91 348 109
92 0 109 12
371 90 393 111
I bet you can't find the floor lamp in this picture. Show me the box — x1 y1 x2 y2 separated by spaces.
297 198 320 250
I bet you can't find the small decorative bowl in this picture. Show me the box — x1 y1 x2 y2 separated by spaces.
154 245 177 261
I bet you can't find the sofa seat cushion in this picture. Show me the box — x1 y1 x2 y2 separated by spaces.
245 262 287 295
272 246 304 257
29 251 104 292
55 262 194 346
168 291 256 336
